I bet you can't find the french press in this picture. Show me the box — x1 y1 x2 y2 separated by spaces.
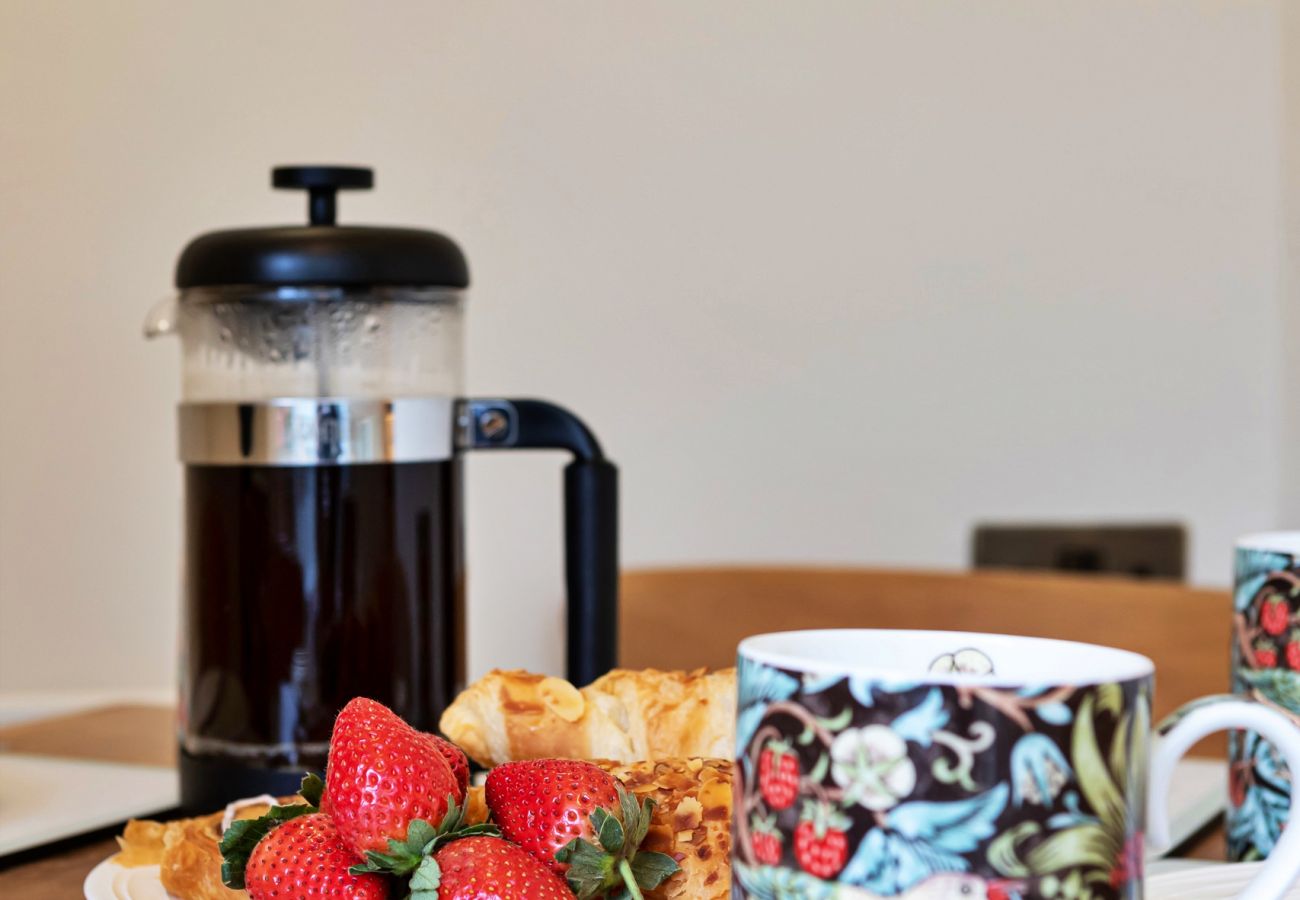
146 166 618 811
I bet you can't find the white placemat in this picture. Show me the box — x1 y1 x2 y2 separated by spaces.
1148 861 1300 899
1154 755 1227 857
0 754 177 856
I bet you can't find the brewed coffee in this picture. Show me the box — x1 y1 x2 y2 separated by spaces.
180 460 463 808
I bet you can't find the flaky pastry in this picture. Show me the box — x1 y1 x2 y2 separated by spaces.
439 667 736 767
115 802 279 899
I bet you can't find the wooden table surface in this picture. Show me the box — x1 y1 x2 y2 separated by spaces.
0 703 1228 899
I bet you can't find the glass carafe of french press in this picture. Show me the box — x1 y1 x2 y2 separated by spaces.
146 167 618 811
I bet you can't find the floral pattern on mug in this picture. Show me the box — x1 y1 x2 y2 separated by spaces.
1229 547 1300 860
734 655 1151 900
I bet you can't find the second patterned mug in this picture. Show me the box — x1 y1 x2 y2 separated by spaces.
733 629 1300 900
1232 533 1300 862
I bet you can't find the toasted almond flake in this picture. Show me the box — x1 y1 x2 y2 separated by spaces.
672 796 703 831
538 677 586 721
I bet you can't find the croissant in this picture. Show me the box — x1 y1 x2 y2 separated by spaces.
114 802 276 900
439 667 737 767
464 757 733 900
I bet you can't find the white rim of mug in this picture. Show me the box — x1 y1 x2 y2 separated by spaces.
738 628 1155 688
1236 531 1300 557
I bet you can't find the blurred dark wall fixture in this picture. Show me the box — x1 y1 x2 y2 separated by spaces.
972 523 1186 580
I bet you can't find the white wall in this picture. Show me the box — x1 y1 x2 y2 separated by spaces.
0 1 1289 691
1282 0 1300 522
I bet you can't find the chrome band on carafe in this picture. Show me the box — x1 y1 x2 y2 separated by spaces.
178 398 454 465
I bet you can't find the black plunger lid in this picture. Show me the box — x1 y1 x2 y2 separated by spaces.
174 166 470 289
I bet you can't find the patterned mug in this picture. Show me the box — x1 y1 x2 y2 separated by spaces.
733 629 1300 900
1232 533 1300 862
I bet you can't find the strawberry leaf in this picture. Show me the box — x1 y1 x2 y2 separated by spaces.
217 774 328 889
299 772 324 807
629 851 680 889
406 818 439 852
591 807 625 854
349 796 500 877
218 802 317 889
560 786 680 900
618 789 643 857
625 795 654 856
409 856 442 900
557 837 618 899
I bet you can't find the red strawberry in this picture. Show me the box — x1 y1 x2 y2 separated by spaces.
794 801 850 880
325 697 460 855
750 812 783 865
1254 642 1279 669
485 759 618 874
429 835 575 899
431 733 471 797
244 813 387 899
485 759 680 899
758 739 800 810
1261 595 1291 636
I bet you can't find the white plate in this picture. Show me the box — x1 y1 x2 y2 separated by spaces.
84 859 174 900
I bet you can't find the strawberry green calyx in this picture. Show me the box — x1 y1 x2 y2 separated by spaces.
218 773 325 889
556 786 681 900
348 795 500 878
298 772 325 806
407 855 442 900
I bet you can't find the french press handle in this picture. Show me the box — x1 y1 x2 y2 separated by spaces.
458 399 618 685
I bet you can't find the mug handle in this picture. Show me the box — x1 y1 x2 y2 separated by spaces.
1148 695 1300 900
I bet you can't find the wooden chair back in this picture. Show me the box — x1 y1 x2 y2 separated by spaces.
619 566 1231 754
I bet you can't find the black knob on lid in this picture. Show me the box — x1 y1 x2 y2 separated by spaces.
272 166 374 226
173 165 469 289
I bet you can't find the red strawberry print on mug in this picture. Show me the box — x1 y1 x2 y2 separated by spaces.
1288 636 1300 671
749 812 783 865
1260 593 1292 636
1254 641 1279 669
794 800 850 879
758 739 800 810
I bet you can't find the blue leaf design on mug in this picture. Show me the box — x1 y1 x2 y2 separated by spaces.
886 783 1010 853
840 827 967 894
1235 547 1292 611
736 655 800 753
1238 667 1300 711
803 672 848 696
732 861 841 899
892 688 950 748
837 785 1008 893
1010 733 1075 807
733 863 842 894
1230 732 1292 857
1230 778 1288 857
1046 790 1100 829
1035 702 1073 726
